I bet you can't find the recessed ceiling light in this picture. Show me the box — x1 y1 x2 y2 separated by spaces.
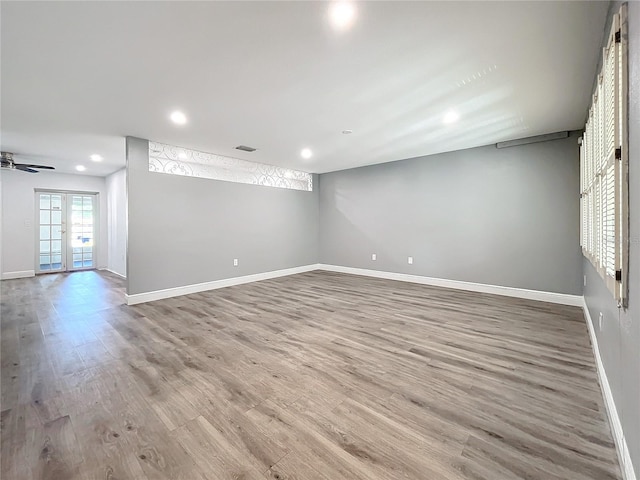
90 154 103 162
342 129 353 135
443 110 460 125
301 148 313 159
329 2 357 31
76 165 86 172
170 111 187 125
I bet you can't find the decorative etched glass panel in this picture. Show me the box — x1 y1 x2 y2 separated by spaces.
148 141 312 192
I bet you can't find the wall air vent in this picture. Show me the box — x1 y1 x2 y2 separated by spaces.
235 145 257 152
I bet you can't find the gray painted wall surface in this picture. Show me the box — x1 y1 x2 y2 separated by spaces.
319 133 583 295
126 137 319 295
584 3 639 477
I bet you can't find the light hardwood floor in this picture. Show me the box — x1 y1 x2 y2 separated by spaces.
1 270 621 480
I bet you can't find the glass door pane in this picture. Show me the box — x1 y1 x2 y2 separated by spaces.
35 191 97 274
37 193 66 273
69 195 96 270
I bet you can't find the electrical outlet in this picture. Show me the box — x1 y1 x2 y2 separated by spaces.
233 258 238 267
371 253 377 261
24 220 32 228
584 275 587 287
408 256 413 265
599 312 603 331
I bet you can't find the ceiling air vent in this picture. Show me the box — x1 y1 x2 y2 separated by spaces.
235 145 256 152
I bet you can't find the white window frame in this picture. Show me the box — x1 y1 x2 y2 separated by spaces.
580 5 629 306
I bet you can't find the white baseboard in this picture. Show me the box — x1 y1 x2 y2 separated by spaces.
582 300 636 480
99 268 126 279
1 270 35 280
125 264 321 305
126 263 582 307
317 264 583 306
124 263 582 307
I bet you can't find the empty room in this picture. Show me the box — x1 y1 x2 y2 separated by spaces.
1 1 638 479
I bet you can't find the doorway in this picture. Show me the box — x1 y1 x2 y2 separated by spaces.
36 191 98 273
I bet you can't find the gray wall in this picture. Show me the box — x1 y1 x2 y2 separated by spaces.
584 2 639 477
126 137 319 295
106 168 127 277
319 133 583 295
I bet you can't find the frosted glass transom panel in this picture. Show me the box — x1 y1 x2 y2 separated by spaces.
148 141 312 192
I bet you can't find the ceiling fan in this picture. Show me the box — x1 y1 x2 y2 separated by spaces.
1 152 55 173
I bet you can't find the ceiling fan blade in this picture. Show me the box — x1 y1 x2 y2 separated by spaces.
16 164 55 170
15 165 39 173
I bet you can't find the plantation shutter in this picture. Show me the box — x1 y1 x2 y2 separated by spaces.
579 7 628 305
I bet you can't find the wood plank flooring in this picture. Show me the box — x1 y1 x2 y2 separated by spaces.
1 270 621 480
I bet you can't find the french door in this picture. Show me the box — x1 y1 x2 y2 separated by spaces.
36 191 97 273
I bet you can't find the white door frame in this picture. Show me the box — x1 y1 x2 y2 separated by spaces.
35 189 100 273
34 191 67 273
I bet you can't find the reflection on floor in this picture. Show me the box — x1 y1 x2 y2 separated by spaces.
0 270 621 480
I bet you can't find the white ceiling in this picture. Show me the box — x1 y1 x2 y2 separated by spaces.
1 1 609 176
